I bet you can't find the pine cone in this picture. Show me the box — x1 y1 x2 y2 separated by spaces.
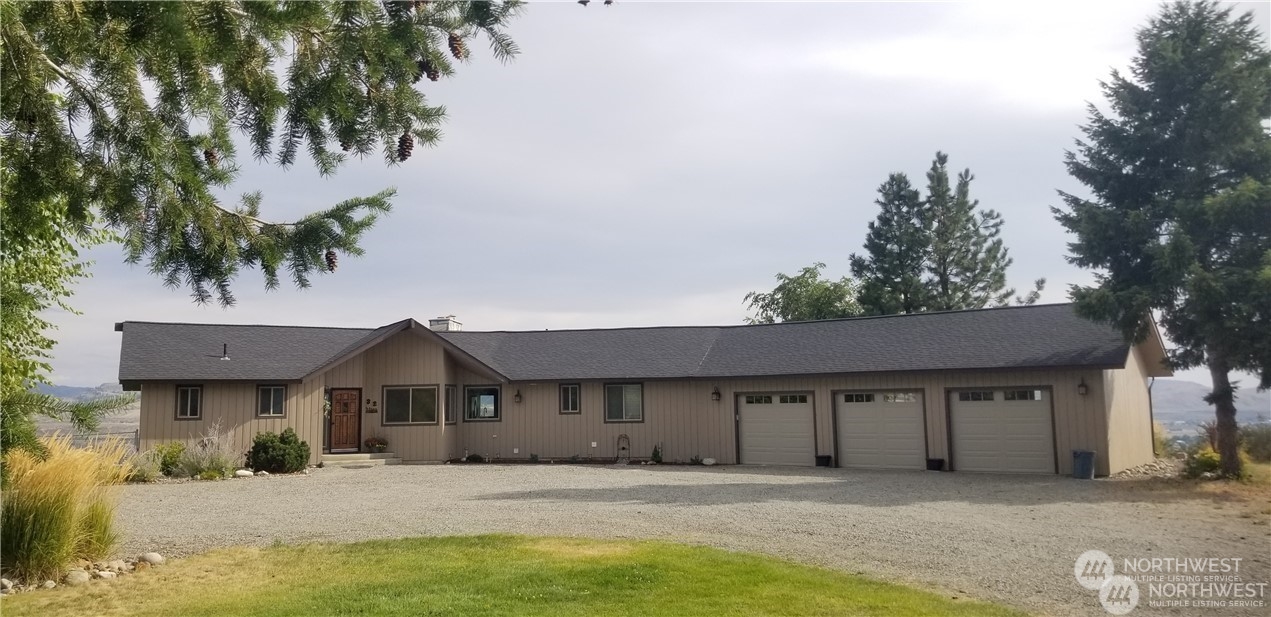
325 250 338 273
417 59 440 82
340 139 352 152
447 32 466 60
203 148 218 168
397 131 414 162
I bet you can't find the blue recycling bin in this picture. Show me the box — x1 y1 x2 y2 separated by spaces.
1072 450 1096 479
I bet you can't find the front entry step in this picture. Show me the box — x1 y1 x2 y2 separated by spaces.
322 452 402 467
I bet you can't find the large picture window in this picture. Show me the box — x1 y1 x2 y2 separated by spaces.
604 384 643 422
257 385 286 417
560 384 580 414
465 386 500 421
383 386 438 425
176 385 202 420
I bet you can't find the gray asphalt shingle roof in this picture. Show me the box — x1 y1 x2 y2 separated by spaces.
117 304 1132 383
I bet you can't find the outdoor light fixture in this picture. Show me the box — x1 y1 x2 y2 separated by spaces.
514 390 523 404
1077 379 1089 396
711 387 722 402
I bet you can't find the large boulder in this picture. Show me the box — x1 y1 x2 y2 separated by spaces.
64 570 92 586
138 552 165 566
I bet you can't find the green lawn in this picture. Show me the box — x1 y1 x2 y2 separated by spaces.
3 535 1026 617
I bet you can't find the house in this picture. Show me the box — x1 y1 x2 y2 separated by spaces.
115 303 1171 476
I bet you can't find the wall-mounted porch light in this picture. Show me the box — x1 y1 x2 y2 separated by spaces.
1077 379 1089 397
711 386 721 402
513 389 523 404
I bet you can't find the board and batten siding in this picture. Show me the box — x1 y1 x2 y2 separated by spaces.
1103 346 1156 474
358 330 452 462
137 379 325 465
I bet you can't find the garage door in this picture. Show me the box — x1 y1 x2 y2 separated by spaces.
836 391 926 469
738 393 815 466
949 389 1055 473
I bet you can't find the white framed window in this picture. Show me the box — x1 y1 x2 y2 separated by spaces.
383 386 438 424
883 393 917 403
445 385 458 424
958 391 995 402
778 394 807 404
176 385 202 419
843 393 875 403
465 386 500 421
257 385 286 417
744 395 773 404
605 384 643 422
1004 390 1043 401
560 384 580 414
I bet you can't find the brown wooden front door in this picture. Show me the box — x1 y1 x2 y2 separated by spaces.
330 389 361 452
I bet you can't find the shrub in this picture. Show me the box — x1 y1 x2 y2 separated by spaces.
1240 423 1271 463
465 453 485 463
651 444 663 464
197 469 224 481
1152 421 1173 457
126 450 162 483
1 435 131 582
246 428 311 474
178 420 238 479
1183 446 1222 478
153 442 186 476
1196 420 1218 451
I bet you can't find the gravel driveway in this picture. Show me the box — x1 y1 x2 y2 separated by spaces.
117 465 1268 617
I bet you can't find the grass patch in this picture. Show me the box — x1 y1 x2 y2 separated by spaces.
2 535 1025 617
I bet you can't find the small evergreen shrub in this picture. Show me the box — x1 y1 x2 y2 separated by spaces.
153 442 186 476
1183 446 1222 478
197 469 225 481
245 428 311 474
651 444 663 464
465 453 485 463
1239 424 1271 463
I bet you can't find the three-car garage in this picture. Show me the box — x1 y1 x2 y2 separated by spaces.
736 387 1057 474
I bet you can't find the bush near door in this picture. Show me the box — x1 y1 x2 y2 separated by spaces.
246 428 311 474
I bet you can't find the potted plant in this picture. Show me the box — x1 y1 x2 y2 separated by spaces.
364 436 389 453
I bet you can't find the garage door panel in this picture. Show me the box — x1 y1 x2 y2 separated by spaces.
836 392 925 469
950 391 1054 474
739 395 814 466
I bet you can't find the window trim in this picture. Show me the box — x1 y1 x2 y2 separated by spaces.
175 384 203 421
444 384 458 425
256 384 287 418
603 383 644 423
380 384 440 426
464 385 502 422
559 383 581 414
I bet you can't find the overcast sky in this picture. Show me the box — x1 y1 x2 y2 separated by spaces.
44 1 1270 387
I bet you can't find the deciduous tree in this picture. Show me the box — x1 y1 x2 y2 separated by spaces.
744 263 861 324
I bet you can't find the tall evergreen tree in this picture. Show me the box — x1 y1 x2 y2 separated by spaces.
1053 1 1271 477
923 152 1014 311
850 173 930 315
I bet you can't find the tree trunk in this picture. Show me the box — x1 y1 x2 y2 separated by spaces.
1207 352 1242 478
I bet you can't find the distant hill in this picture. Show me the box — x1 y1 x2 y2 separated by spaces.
1151 378 1270 435
34 382 125 401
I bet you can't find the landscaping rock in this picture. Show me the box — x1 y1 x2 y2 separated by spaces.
64 570 92 586
255 470 269 476
42 580 56 589
139 552 165 566
134 561 150 571
702 458 717 466
107 559 128 572
1 578 12 592
234 469 254 478
96 571 117 580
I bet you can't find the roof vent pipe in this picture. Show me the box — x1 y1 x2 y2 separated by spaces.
221 343 230 361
